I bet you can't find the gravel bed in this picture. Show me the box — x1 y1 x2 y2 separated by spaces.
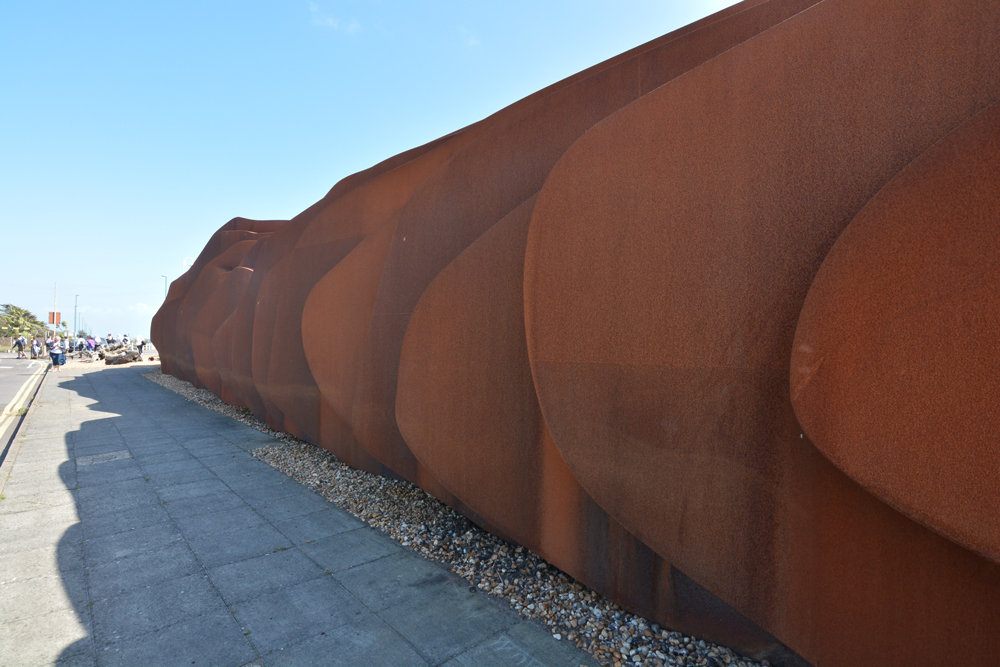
143 367 767 667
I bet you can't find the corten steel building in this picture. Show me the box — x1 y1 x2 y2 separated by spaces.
153 1 1000 664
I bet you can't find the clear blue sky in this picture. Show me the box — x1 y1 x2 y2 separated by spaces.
1 0 738 339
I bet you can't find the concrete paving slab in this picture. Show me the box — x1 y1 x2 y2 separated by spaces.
262 614 429 667
74 478 160 517
208 548 326 605
225 476 305 504
74 475 150 501
80 503 173 540
442 621 601 667
3 471 74 496
2 365 600 667
0 608 93 667
170 503 263 536
4 457 69 475
18 432 72 443
138 457 205 475
184 519 293 568
0 502 80 533
123 439 181 453
0 487 77 514
85 541 201 601
72 440 126 453
0 544 84 584
300 526 403 573
72 454 135 471
14 447 74 463
212 460 287 483
198 450 256 468
270 507 364 545
74 445 131 461
378 582 519 665
232 575 368 655
95 612 255 667
188 444 247 460
205 460 276 478
145 466 217 489
164 487 250 517
82 521 185 565
91 572 228 647
155 477 230 503
179 431 233 443
250 489 332 522
73 465 146 489
334 551 455 612
129 448 193 465
0 568 88 623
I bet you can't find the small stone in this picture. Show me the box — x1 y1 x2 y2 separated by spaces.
144 366 755 667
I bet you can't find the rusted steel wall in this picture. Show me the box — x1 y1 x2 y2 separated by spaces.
151 1 1000 664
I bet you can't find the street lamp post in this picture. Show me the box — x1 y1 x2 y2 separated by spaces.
161 275 168 298
74 295 79 337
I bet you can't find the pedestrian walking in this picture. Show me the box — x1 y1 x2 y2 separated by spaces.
49 336 66 372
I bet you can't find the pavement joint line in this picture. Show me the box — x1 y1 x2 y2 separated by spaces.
83 368 266 664
5 365 596 667
0 365 51 496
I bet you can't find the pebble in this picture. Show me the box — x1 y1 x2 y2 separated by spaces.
143 367 767 667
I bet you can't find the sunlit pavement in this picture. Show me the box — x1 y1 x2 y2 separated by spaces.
0 365 596 667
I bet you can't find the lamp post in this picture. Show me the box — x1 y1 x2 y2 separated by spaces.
161 275 168 299
74 295 79 337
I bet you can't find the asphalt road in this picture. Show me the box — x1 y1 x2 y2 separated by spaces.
0 352 48 461
0 354 46 404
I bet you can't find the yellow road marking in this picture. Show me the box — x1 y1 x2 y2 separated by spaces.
0 366 47 437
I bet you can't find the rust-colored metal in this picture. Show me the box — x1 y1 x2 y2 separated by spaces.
522 0 1000 664
152 1 1000 664
352 0 819 487
791 100 1000 564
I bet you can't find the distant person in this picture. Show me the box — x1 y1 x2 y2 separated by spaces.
87 336 95 351
31 339 41 359
137 338 146 355
49 336 66 372
14 334 26 359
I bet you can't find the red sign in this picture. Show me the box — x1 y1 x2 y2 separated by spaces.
48 311 60 324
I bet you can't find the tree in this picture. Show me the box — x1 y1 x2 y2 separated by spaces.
0 304 46 337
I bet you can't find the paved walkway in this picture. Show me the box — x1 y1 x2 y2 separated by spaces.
0 365 597 667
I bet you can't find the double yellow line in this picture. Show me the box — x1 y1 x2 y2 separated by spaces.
0 363 47 438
